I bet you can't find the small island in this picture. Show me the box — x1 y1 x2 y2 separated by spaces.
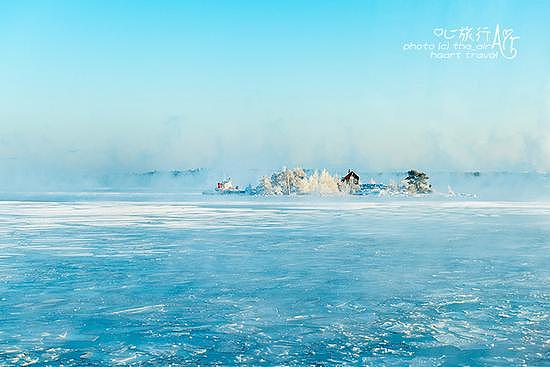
208 168 434 196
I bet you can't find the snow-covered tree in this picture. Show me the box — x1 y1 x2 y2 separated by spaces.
256 167 342 195
402 170 432 194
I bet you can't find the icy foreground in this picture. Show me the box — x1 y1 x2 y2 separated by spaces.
0 199 548 366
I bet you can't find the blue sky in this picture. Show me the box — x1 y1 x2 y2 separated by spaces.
0 0 549 179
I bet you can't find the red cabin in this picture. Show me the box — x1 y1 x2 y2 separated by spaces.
341 169 360 185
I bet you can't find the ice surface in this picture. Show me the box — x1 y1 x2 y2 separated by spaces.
0 198 548 366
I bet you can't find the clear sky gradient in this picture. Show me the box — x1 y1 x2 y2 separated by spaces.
1 0 549 180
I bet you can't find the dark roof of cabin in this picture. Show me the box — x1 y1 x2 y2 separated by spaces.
342 170 360 181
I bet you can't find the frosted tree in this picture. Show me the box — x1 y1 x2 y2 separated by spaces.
257 167 344 195
257 176 273 195
402 170 432 194
307 170 320 193
318 169 340 194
